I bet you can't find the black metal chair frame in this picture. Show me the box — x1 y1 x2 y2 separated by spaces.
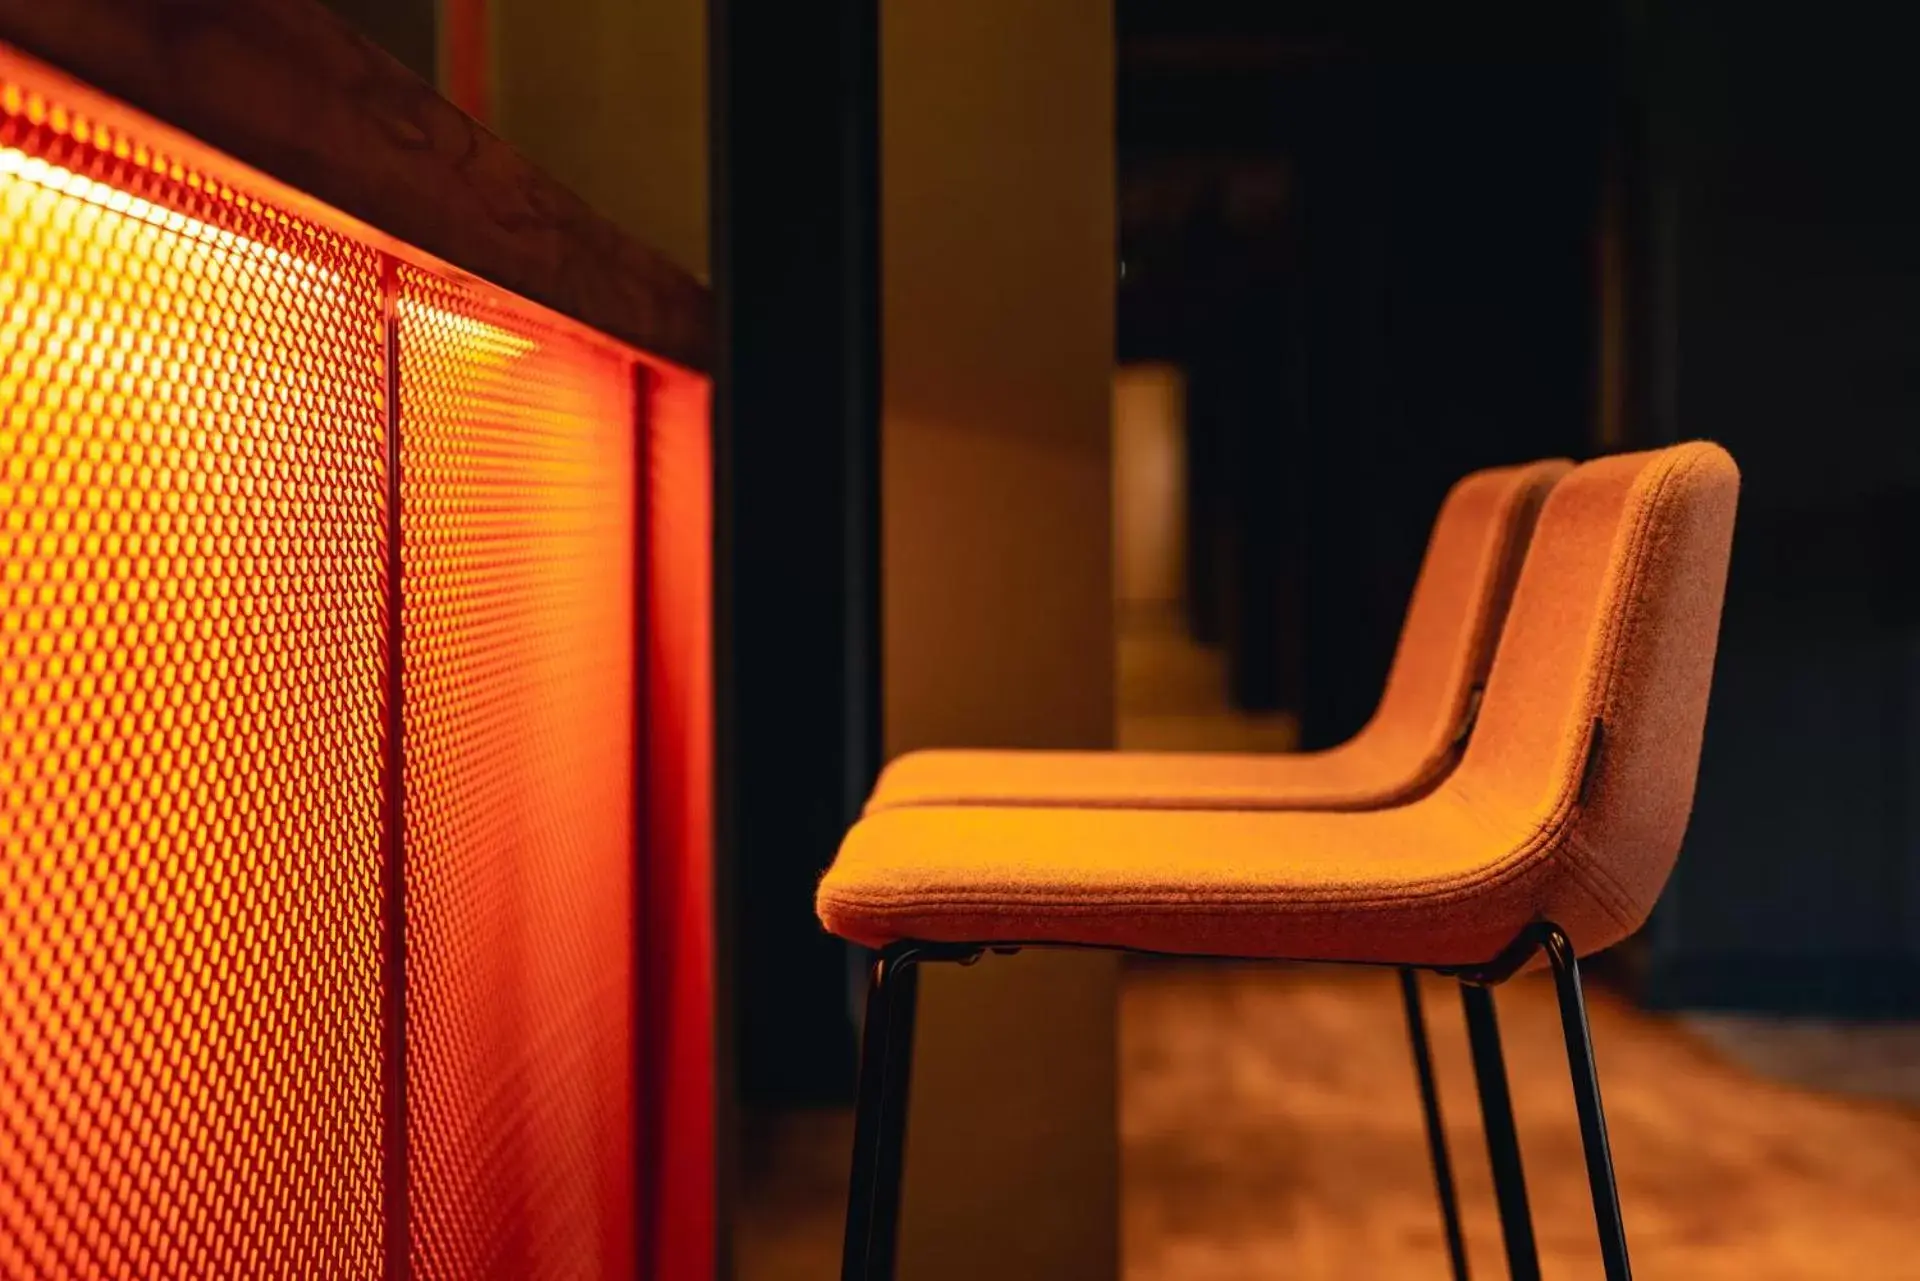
838 921 1632 1281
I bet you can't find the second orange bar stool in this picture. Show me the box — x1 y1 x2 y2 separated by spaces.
867 457 1569 813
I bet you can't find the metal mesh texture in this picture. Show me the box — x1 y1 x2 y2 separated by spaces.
396 266 637 1281
0 55 649 1281
0 73 389 1280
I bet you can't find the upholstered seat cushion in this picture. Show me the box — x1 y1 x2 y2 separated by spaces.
819 787 1609 967
867 745 1420 814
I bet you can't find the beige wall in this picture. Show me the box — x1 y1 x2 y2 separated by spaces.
883 1 1119 1279
883 0 1114 756
487 0 709 280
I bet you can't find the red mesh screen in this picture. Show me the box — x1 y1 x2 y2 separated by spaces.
396 267 637 1281
0 47 704 1281
0 72 389 1279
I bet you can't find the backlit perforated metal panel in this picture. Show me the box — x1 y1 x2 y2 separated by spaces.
0 44 709 1281
0 72 388 1279
396 266 637 1281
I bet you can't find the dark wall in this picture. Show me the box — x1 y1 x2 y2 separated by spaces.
1118 1 1611 737
712 0 876 1101
1117 2 1920 1017
1295 46 1608 744
1636 0 1920 1013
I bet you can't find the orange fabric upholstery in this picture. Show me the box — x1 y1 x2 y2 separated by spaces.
864 458 1569 812
817 443 1739 965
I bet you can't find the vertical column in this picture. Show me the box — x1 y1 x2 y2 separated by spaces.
881 2 1120 1279
710 0 877 1115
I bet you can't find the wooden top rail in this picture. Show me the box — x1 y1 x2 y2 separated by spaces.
0 0 711 371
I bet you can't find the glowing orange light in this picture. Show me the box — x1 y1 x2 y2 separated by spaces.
398 266 637 1281
0 65 388 1281
0 46 708 1281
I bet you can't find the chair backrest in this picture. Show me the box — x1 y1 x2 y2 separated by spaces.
1355 457 1568 788
1455 442 1740 931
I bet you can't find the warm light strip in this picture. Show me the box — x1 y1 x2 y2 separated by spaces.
394 296 535 358
0 146 538 360
0 144 338 284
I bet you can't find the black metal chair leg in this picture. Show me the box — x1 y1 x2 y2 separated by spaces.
1460 982 1541 1281
1541 927 1633 1281
1400 969 1471 1281
841 950 922 1281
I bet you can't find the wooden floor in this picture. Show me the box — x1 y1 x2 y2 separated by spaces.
738 963 1920 1280
1124 964 1920 1281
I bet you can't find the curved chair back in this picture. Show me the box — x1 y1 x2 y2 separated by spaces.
1455 442 1740 938
1353 457 1569 796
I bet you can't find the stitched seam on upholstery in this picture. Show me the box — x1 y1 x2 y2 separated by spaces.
917 783 1396 814
1559 835 1639 930
826 848 1625 936
1562 832 1638 923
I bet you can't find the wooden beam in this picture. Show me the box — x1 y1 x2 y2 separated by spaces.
0 0 710 370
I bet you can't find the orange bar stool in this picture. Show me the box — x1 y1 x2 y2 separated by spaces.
866 458 1568 814
819 443 1739 1281
862 456 1567 1280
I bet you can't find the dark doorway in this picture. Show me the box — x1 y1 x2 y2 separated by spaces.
1118 0 1619 743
